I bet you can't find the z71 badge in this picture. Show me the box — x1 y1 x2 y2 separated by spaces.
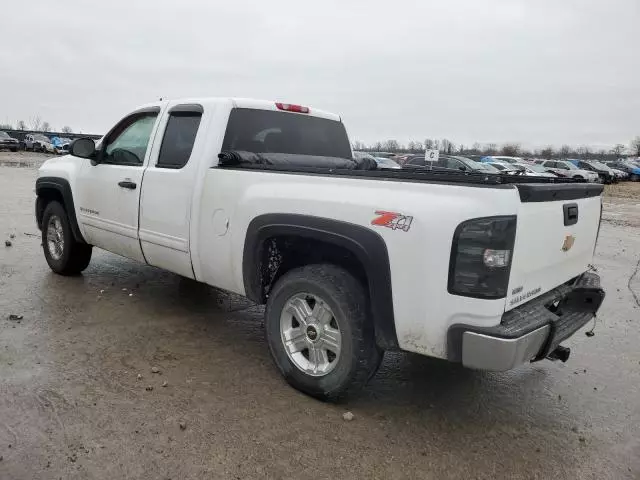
371 211 413 232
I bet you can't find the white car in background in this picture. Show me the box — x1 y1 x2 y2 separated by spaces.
541 160 600 182
515 163 557 178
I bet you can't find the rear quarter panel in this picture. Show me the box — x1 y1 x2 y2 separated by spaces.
195 169 520 358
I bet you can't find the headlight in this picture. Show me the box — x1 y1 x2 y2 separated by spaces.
448 216 517 299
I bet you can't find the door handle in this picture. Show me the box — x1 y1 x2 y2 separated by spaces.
118 181 137 190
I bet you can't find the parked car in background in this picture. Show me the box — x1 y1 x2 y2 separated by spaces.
481 155 525 165
51 136 72 155
374 157 401 169
0 131 20 151
567 159 616 184
435 155 501 173
368 152 396 159
23 134 54 153
541 160 599 182
514 163 557 178
487 162 523 175
607 168 628 180
604 160 640 181
353 151 399 170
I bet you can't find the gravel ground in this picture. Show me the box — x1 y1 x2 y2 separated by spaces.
0 156 639 479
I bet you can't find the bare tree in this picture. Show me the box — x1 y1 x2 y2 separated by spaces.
501 143 521 156
61 126 73 134
41 121 52 132
559 145 571 158
30 116 42 131
424 139 434 150
383 140 400 152
471 142 481 153
412 140 422 152
631 136 640 156
0 123 12 130
576 146 590 159
611 144 625 156
483 143 497 155
540 147 554 159
439 139 454 154
17 120 26 130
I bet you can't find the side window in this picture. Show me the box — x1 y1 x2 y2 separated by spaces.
157 111 202 169
102 112 158 166
449 159 463 170
407 156 425 166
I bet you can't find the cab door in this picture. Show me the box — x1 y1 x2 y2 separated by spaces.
75 107 162 262
138 103 205 278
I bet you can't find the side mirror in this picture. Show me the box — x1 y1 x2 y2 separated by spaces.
70 138 96 159
459 166 466 171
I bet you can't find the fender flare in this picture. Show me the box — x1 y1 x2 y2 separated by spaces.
35 176 86 244
243 213 398 350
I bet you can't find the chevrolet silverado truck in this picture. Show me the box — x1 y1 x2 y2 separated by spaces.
35 98 605 401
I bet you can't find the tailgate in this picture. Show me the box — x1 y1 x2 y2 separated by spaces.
506 183 603 311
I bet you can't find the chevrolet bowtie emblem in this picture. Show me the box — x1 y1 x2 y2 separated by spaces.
562 235 575 252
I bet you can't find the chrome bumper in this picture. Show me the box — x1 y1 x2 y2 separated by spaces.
448 272 604 371
462 326 550 370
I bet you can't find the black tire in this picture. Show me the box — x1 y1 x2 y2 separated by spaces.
42 201 92 275
10 147 17 152
265 264 382 401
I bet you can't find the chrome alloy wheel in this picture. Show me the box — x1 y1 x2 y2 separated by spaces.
280 293 342 376
46 215 64 260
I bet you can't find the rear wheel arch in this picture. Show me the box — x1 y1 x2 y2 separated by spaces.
35 177 86 244
243 214 398 350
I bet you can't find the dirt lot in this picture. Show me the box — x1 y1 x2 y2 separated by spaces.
1 154 639 479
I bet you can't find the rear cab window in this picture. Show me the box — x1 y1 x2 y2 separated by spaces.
221 108 352 159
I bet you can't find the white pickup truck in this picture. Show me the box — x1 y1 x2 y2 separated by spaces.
35 98 605 400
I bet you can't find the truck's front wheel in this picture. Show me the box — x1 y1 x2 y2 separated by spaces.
265 264 381 401
42 201 92 275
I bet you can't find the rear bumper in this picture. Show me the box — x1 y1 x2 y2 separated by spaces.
447 272 604 371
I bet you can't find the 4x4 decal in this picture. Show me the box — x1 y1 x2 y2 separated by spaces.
371 211 413 232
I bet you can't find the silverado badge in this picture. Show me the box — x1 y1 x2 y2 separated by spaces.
561 234 575 252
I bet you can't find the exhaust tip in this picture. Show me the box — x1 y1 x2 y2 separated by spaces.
547 345 571 362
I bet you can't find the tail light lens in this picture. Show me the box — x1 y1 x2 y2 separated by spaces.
448 216 517 299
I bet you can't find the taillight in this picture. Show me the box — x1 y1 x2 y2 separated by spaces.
448 216 517 299
275 102 309 113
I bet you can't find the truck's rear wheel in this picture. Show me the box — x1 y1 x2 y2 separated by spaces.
42 201 92 275
265 264 381 401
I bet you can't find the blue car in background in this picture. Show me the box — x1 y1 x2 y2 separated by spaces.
50 136 72 155
604 160 640 181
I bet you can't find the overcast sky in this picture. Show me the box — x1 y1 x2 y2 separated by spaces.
1 0 638 149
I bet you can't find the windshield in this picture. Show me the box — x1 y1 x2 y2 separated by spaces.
34 135 50 142
468 160 499 172
222 108 352 159
0 132 9 139
526 164 548 173
561 161 578 170
588 161 608 169
375 158 400 168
